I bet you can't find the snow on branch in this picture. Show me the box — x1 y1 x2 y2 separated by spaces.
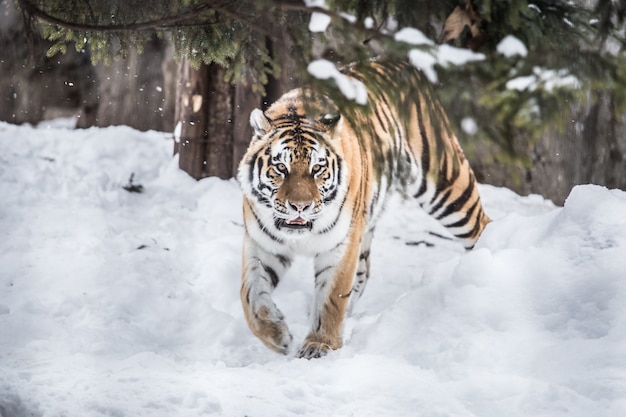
506 67 580 92
396 27 485 83
496 35 528 58
305 0 331 32
307 59 368 104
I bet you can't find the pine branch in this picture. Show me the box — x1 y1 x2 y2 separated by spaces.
17 0 213 31
202 0 282 41
17 0 264 35
274 0 395 43
18 0 286 47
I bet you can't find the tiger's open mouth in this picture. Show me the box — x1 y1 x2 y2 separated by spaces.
275 217 313 231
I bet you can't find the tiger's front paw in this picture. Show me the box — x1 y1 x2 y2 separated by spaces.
249 305 293 355
298 336 341 359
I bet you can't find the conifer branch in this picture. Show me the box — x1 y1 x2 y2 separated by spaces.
17 0 214 32
274 0 394 43
18 0 283 44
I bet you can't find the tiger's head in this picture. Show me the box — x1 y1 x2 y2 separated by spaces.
238 89 347 239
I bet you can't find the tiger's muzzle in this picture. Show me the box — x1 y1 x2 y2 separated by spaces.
274 200 318 231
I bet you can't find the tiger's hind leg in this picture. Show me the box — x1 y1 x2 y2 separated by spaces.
347 229 374 315
417 173 490 250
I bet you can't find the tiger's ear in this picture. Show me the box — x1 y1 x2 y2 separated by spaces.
319 112 342 135
250 109 271 138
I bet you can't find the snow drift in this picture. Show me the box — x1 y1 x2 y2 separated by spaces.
1 121 625 417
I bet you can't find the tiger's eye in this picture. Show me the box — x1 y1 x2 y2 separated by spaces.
312 164 323 174
276 163 287 173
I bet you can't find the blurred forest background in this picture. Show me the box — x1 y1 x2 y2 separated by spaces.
2 0 626 205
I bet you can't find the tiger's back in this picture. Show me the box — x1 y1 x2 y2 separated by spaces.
237 58 489 359
339 59 489 247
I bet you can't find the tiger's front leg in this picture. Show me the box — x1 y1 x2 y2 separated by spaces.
240 233 294 354
298 242 360 359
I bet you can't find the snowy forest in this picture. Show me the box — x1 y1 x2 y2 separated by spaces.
3 0 626 203
1 0 626 416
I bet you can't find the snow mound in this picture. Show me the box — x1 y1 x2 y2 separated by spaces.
1 122 625 416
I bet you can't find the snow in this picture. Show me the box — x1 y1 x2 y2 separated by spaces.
404 36 485 83
461 117 478 135
507 67 580 92
407 48 439 83
408 45 485 83
437 44 485 67
307 59 368 104
496 35 528 58
394 27 434 46
305 0 330 33
1 121 626 417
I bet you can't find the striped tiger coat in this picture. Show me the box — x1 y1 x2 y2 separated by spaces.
237 58 490 359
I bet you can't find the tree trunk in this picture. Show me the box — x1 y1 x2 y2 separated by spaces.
173 34 301 180
232 82 262 176
174 58 235 180
92 36 175 131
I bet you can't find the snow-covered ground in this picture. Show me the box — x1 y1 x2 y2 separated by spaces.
1 120 625 417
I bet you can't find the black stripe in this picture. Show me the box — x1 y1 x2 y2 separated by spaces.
318 192 348 234
328 296 339 313
279 130 294 140
368 189 380 217
323 188 338 204
428 231 454 241
315 265 333 278
415 99 430 199
443 199 479 228
436 180 475 221
245 286 251 306
455 212 483 239
322 156 341 204
334 156 342 187
434 156 449 197
248 150 262 187
249 203 282 242
276 254 291 268
414 177 428 198
373 107 389 134
263 264 279 288
428 189 452 216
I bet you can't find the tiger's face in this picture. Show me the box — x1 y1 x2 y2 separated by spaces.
239 100 345 239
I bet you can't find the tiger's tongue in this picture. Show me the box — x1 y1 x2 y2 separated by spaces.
287 217 308 225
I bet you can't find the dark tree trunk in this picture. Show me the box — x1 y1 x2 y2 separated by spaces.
173 35 300 180
232 82 262 176
92 36 175 131
174 58 235 180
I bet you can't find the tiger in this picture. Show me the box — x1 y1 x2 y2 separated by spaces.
237 58 490 359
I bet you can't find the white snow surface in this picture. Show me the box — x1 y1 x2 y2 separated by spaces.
1 121 626 417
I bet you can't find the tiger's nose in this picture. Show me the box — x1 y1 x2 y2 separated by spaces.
288 201 312 212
